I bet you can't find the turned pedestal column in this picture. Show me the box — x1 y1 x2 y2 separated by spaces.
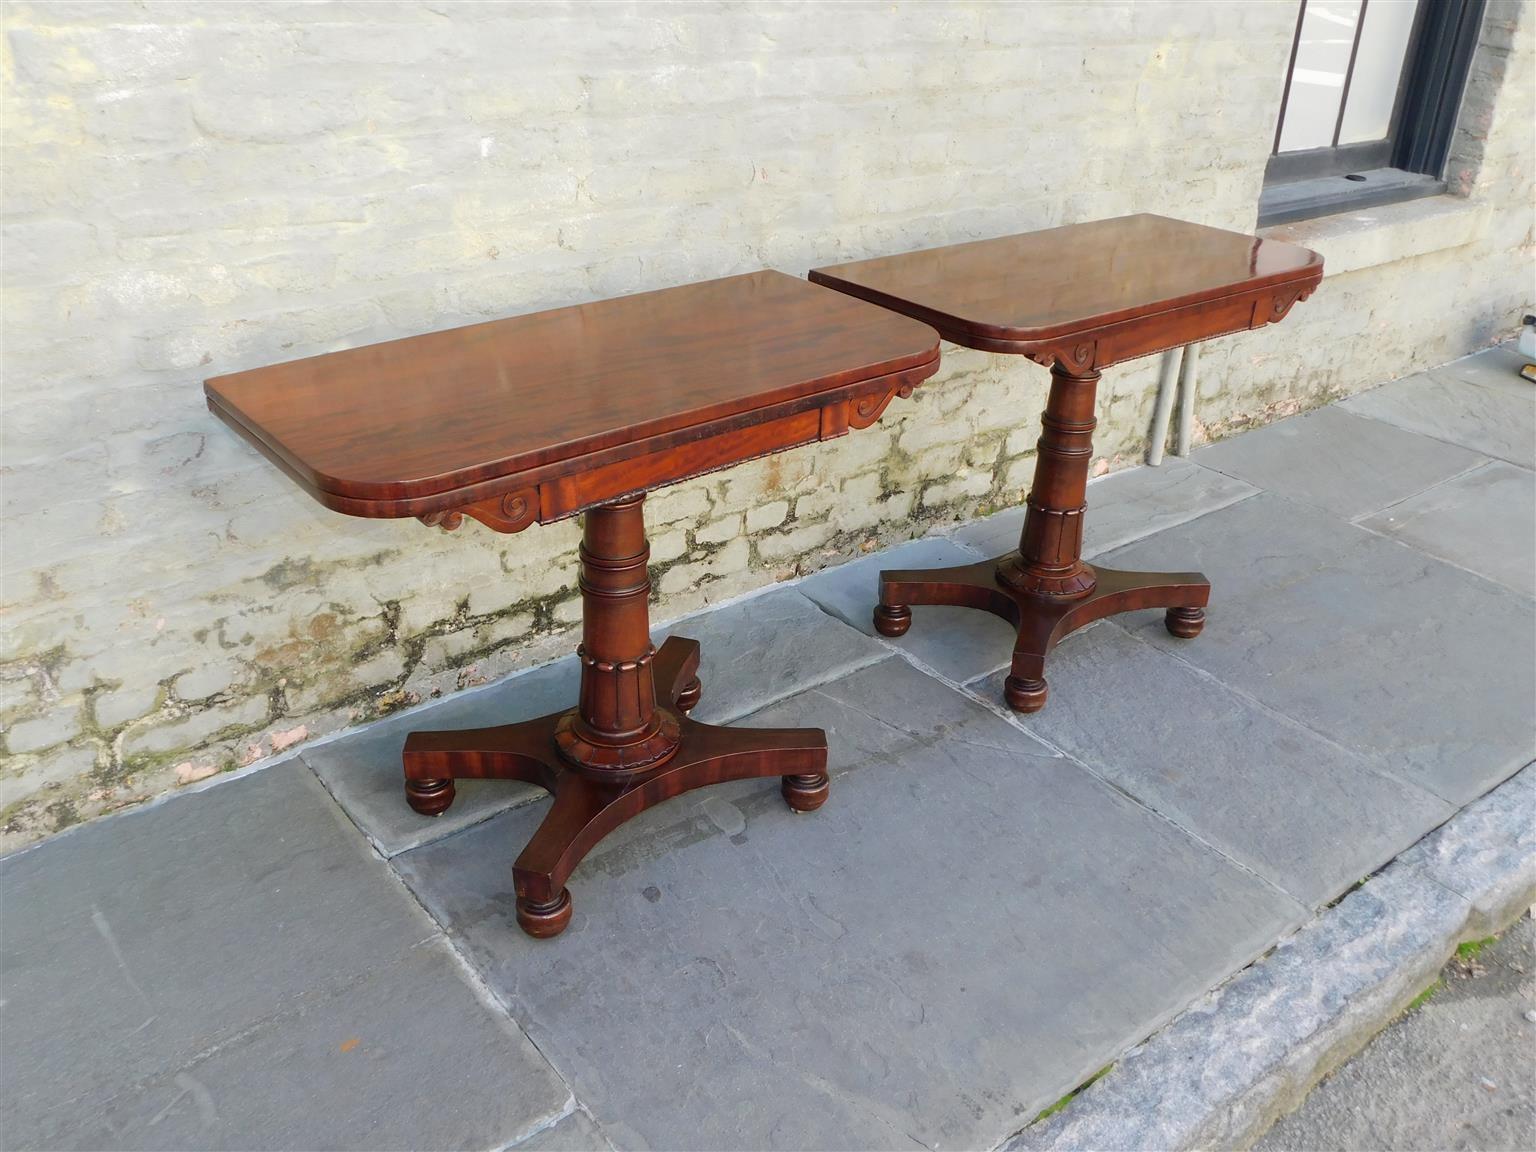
401 495 828 938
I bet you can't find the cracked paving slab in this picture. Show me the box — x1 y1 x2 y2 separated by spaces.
0 760 569 1151
395 657 1304 1151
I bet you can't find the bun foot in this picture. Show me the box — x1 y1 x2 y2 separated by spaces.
405 777 455 816
516 889 573 938
873 604 912 637
1165 606 1206 639
1004 675 1048 713
675 677 702 714
781 772 829 813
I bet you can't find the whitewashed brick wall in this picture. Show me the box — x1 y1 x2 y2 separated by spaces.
2 1 1530 847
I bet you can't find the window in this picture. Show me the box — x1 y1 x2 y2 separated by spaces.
1259 0 1487 226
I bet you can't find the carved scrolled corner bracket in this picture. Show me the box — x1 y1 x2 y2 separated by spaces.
1028 340 1099 376
464 487 539 533
847 382 917 430
1264 287 1305 324
417 487 540 535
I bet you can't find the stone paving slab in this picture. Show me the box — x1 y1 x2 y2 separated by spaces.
1341 367 1536 469
1435 341 1532 396
396 658 1304 1152
1193 406 1486 521
796 535 1022 683
0 760 569 1152
513 1110 614 1151
952 457 1258 560
302 655 580 857
1101 493 1536 807
974 624 1453 908
1358 459 1536 598
1011 764 1536 1152
654 586 890 724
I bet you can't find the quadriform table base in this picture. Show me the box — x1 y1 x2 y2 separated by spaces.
403 496 827 937
872 361 1209 713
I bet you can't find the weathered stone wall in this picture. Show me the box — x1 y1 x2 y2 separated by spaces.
2 1 1530 848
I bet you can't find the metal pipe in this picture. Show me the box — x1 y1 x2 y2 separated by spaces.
1147 348 1182 466
1175 343 1201 457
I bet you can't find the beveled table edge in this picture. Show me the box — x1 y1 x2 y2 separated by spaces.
202 271 942 508
808 215 1325 354
206 350 942 526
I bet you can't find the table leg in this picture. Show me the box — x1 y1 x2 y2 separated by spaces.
401 494 828 938
873 361 1210 713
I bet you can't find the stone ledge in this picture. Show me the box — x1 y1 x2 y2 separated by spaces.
1261 194 1492 277
1002 762 1536 1152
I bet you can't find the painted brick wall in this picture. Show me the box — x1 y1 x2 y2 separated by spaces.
2 1 1530 848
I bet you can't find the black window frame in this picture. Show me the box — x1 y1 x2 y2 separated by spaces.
1259 0 1487 227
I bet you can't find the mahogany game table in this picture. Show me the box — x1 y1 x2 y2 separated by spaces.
811 214 1323 713
206 271 940 937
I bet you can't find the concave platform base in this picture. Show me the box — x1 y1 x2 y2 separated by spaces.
874 554 1210 713
403 641 827 939
403 636 827 937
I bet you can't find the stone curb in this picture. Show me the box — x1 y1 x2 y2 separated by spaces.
1002 762 1536 1152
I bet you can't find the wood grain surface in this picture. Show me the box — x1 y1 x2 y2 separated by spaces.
205 270 939 508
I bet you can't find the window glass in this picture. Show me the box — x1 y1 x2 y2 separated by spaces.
1277 0 1364 153
1338 0 1421 142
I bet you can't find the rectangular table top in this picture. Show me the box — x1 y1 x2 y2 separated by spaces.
206 271 939 510
809 214 1323 357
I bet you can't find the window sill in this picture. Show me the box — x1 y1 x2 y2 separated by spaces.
1257 169 1444 228
1259 193 1490 276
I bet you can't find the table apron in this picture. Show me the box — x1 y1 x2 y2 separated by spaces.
540 406 824 521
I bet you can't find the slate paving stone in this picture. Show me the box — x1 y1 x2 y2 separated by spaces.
1193 406 1486 520
513 1110 614 1151
396 658 1304 1152
1341 369 1536 468
1100 493 1536 806
796 535 1021 683
1358 460 1536 598
0 760 569 1152
953 456 1258 560
975 624 1454 907
1436 341 1531 396
302 654 581 857
654 586 890 723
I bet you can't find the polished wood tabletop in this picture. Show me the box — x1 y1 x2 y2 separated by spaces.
810 214 1324 360
206 270 939 518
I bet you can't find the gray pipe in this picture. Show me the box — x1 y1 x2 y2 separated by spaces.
1175 343 1201 457
1147 348 1182 466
